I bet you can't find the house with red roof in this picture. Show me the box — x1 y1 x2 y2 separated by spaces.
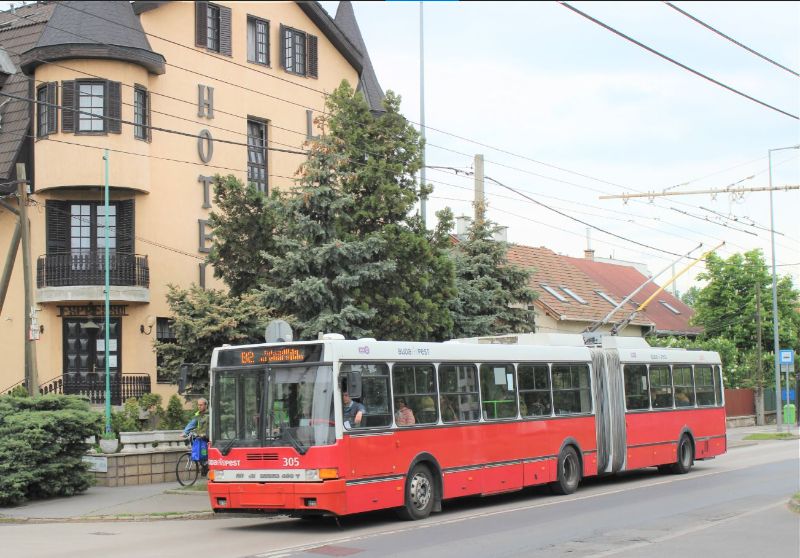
506 245 702 338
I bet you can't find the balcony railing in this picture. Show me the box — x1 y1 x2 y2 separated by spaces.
37 252 149 288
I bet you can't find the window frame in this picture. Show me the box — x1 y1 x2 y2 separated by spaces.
155 317 177 384
551 362 593 415
75 80 107 135
133 85 149 141
206 3 221 53
518 362 553 418
283 26 306 76
623 364 650 411
246 117 268 194
437 362 481 424
247 15 270 66
649 364 674 409
36 83 57 138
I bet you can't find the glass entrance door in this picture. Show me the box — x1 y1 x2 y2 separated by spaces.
62 318 121 403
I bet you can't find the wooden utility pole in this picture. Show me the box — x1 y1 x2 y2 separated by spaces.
0 206 21 314
17 163 38 396
755 283 765 426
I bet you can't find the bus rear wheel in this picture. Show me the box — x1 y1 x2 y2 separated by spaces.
397 464 435 521
670 435 694 474
551 446 581 495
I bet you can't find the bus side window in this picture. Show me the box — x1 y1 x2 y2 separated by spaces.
649 365 673 409
438 363 480 423
623 364 649 411
479 363 517 419
341 362 392 428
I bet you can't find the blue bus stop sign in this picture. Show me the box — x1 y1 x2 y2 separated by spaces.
779 350 794 365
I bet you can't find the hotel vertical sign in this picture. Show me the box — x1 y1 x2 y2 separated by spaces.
197 84 214 286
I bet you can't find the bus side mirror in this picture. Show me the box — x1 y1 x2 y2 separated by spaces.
178 364 190 394
347 371 362 399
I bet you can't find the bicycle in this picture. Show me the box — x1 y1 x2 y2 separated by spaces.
175 431 207 486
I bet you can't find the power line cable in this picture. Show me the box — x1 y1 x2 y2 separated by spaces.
664 2 800 77
559 2 799 120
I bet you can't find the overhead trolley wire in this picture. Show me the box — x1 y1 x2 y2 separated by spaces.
559 2 799 120
664 2 800 77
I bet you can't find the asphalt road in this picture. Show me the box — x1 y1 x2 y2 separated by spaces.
2 439 797 558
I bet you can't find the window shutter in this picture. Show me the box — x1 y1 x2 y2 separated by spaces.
307 34 318 78
279 24 286 69
195 1 208 47
46 82 58 134
117 199 135 255
265 20 271 66
107 81 122 134
145 90 152 142
46 200 69 254
61 80 75 133
219 5 231 56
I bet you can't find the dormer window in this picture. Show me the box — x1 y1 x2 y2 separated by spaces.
561 286 587 305
596 291 619 307
540 284 567 302
659 300 681 314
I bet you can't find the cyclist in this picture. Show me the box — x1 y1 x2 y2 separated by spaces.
183 397 209 476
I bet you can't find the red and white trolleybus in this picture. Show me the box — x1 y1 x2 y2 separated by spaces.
205 333 726 520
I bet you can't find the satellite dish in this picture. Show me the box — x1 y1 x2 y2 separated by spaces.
265 320 293 343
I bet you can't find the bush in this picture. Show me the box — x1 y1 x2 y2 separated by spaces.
110 398 141 434
0 394 101 506
162 394 190 430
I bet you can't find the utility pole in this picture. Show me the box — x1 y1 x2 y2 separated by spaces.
474 153 484 222
0 202 21 314
755 283 764 426
17 163 38 396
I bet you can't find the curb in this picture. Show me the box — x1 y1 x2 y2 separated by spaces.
0 511 215 524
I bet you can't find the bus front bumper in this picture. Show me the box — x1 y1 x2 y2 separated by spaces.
208 479 347 516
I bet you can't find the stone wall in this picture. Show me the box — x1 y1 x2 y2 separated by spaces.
86 430 188 487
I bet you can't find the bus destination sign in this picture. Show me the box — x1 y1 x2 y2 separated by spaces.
217 344 323 367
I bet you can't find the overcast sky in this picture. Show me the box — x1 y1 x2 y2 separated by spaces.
3 1 797 293
321 1 799 293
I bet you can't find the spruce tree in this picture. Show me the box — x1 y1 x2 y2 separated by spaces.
450 203 537 338
257 116 394 340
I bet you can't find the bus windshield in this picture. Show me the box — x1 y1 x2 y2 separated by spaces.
213 365 334 453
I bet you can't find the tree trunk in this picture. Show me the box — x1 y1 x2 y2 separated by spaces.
754 385 765 426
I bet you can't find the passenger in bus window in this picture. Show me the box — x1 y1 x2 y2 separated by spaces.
342 391 365 429
440 395 457 422
395 397 416 426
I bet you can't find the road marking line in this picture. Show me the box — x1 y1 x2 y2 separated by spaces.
252 457 798 558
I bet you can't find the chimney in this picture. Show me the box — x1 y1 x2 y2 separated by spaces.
492 226 507 242
584 227 594 260
455 215 472 240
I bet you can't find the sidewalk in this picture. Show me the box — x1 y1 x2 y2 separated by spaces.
1 424 797 523
0 480 212 523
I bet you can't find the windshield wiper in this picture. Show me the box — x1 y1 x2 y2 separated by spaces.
282 426 307 455
220 437 237 456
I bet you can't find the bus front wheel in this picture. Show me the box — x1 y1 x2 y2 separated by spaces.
551 446 581 495
397 464 435 520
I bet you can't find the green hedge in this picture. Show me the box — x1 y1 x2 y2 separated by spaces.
0 394 101 506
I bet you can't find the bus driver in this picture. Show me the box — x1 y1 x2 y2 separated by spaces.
342 391 365 429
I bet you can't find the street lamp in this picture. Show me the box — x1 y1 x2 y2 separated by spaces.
768 144 799 432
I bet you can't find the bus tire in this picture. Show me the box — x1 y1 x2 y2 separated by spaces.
551 446 581 495
671 435 694 474
397 464 435 521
